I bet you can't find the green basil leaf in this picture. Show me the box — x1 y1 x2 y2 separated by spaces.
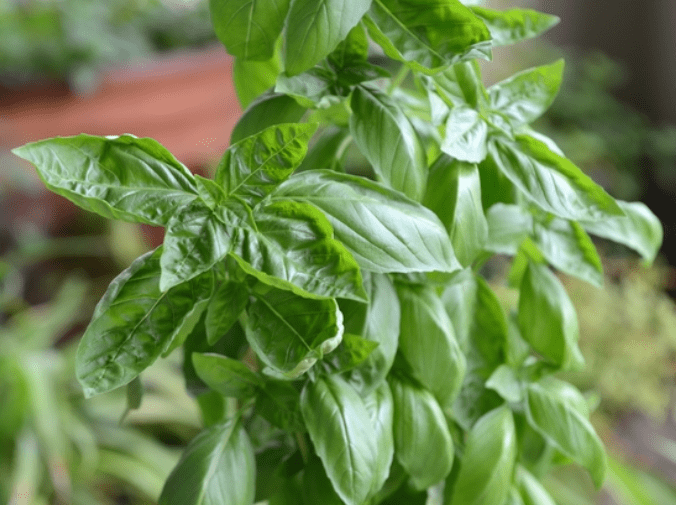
365 0 491 74
533 217 604 287
216 123 318 199
525 380 607 487
447 406 516 505
518 262 584 369
297 126 349 172
441 106 488 162
205 281 249 345
485 203 532 255
397 284 466 407
350 86 427 201
284 0 373 76
516 466 556 505
256 380 305 431
485 364 522 403
233 199 367 302
582 200 663 265
504 487 526 505
231 93 307 144
192 352 262 399
302 456 345 505
76 248 212 397
195 175 228 207
363 381 395 495
301 375 377 505
434 60 488 109
13 134 198 226
328 23 369 69
342 273 400 395
425 156 487 266
488 135 624 221
159 420 255 505
209 0 290 60
272 170 461 273
246 287 343 378
471 7 559 46
276 68 341 109
389 374 454 490
329 333 379 373
488 60 564 126
234 53 282 109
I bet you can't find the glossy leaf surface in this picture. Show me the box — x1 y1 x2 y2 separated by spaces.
301 375 377 505
192 353 262 399
76 249 212 397
471 7 559 46
441 106 488 162
272 170 460 273
13 134 198 226
350 86 426 201
159 420 255 505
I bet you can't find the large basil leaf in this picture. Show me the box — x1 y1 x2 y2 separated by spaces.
470 7 559 46
159 420 255 505
272 170 461 273
582 200 663 265
215 123 318 199
518 262 584 369
76 248 212 397
389 374 454 490
362 381 395 495
284 0 373 76
397 284 466 407
342 272 400 395
446 406 516 505
525 380 607 487
245 287 343 378
350 86 426 201
192 353 262 399
209 0 290 60
205 281 249 345
425 156 487 266
488 60 564 126
13 134 198 226
515 466 556 505
300 375 377 505
231 93 307 144
487 135 623 221
441 106 488 162
233 52 282 109
365 0 491 74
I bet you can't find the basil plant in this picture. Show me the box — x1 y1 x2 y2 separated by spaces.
13 0 663 504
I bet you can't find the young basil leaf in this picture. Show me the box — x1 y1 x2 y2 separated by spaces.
283 0 373 76
515 466 556 505
256 380 305 431
13 134 198 226
245 287 343 378
441 106 488 162
215 122 318 199
342 272 400 395
485 364 522 403
363 381 395 495
518 262 584 370
470 7 559 46
525 380 607 488
272 170 461 273
350 86 427 201
581 200 663 265
425 156 488 266
209 0 290 60
231 93 307 144
234 53 282 109
205 281 249 345
532 217 604 287
76 248 213 397
192 352 262 399
159 419 255 505
487 135 624 221
488 60 565 126
485 203 533 255
446 406 517 505
276 67 341 109
233 199 367 302
328 333 379 373
397 284 466 407
301 375 377 505
365 0 491 74
389 374 454 490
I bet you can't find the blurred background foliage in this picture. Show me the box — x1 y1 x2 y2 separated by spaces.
2 1 676 504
